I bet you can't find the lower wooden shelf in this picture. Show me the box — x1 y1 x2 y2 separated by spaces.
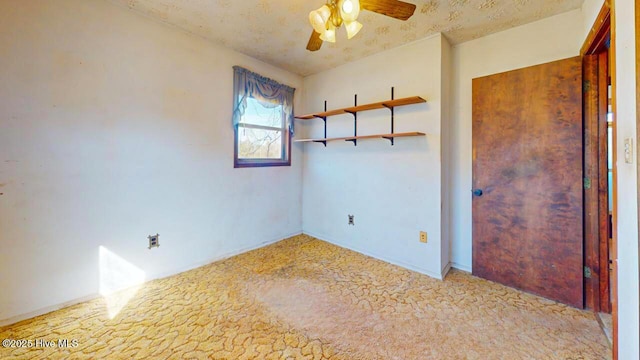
294 132 425 143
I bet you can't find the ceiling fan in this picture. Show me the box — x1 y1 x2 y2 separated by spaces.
306 0 417 51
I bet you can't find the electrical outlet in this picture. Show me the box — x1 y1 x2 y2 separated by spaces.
420 231 427 243
624 138 634 164
148 234 160 249
348 215 354 226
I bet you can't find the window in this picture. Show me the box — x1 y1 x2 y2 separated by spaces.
237 98 287 163
232 66 295 168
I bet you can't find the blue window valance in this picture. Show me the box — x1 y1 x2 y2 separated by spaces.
232 66 296 135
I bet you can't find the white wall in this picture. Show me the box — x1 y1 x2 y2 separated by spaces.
300 35 447 279
0 0 303 324
449 10 584 271
612 0 640 357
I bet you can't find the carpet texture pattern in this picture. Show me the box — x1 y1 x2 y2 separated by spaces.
0 235 610 359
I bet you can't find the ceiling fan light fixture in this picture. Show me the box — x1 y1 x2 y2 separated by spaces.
306 0 417 52
342 0 353 14
309 5 332 34
319 21 337 43
339 0 360 22
344 20 363 39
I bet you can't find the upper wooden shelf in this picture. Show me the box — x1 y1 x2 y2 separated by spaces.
295 96 426 120
294 132 426 143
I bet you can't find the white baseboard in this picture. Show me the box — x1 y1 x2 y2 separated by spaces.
148 231 302 281
0 231 302 328
0 294 101 328
451 262 472 273
303 231 445 280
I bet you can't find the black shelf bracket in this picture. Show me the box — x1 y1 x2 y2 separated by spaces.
382 87 395 145
345 94 358 146
313 100 328 147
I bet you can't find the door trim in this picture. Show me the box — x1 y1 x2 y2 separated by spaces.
583 0 617 358
609 1 619 358
582 0 613 314
597 51 610 314
581 2 611 56
583 54 603 311
636 0 640 356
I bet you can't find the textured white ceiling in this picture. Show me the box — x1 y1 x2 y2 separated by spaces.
109 0 583 76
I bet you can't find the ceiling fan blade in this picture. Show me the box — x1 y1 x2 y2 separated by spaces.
306 30 324 51
360 0 417 21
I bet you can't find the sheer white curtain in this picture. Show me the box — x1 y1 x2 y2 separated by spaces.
231 66 296 135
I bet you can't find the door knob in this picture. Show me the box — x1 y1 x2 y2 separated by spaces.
473 189 483 197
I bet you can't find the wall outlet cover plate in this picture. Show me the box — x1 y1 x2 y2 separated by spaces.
148 234 160 249
624 138 634 164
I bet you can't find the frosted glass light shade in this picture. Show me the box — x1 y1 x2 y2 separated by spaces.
319 21 336 43
345 20 363 39
309 5 332 34
339 0 360 22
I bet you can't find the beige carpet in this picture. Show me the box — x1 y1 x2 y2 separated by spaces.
0 235 610 359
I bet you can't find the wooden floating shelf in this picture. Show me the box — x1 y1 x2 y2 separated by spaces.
295 96 426 120
295 88 426 146
294 132 426 143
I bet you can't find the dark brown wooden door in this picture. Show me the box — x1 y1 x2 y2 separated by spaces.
472 57 584 308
